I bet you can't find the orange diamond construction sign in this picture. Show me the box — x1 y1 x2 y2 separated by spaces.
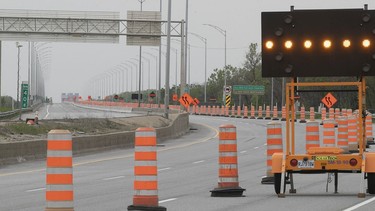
321 92 337 109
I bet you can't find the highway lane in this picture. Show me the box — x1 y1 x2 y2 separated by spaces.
21 103 141 120
0 115 375 210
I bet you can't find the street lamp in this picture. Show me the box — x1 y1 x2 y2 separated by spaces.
190 32 207 103
16 42 23 120
203 23 227 105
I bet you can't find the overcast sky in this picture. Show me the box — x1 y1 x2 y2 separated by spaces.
0 0 371 102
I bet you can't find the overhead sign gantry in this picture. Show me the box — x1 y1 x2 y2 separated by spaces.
262 5 375 197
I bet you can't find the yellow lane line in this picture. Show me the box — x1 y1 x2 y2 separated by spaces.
0 123 218 177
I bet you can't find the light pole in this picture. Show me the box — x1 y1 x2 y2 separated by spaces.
128 60 141 107
204 23 227 105
190 32 207 103
139 56 150 91
16 42 23 120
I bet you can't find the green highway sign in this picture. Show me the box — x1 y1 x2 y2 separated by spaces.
21 83 29 108
232 85 265 95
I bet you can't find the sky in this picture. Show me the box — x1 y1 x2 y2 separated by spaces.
0 0 372 102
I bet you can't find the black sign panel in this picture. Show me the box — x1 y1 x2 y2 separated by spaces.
262 9 375 77
131 94 143 100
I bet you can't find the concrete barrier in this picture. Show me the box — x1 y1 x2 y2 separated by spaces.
0 113 189 166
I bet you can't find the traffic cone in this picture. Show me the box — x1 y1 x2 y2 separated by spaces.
210 125 245 197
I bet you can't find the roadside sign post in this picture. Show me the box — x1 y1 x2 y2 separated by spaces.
21 82 29 109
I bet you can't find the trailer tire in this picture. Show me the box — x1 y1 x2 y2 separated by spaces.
368 173 375 194
274 173 281 194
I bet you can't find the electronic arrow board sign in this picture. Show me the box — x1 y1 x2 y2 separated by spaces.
262 8 375 77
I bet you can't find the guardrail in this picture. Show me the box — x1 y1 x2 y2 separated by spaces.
0 103 43 120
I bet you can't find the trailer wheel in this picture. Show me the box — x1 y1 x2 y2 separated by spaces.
274 173 281 194
368 173 375 194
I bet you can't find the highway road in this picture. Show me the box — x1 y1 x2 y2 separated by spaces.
21 103 141 120
1 115 375 210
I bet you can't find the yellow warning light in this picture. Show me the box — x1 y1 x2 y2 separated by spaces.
323 40 332 48
343 40 351 48
265 41 274 49
304 40 312 49
363 39 371 48
285 40 293 49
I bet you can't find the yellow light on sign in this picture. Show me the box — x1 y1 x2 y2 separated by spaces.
323 40 332 48
285 40 293 49
343 40 351 48
265 41 274 49
304 40 312 49
363 39 370 48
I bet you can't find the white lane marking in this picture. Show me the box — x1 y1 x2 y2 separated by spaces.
240 150 247 154
254 147 259 149
102 176 125 181
193 160 205 164
26 187 46 192
343 196 375 211
159 198 177 204
158 167 171 172
43 105 50 119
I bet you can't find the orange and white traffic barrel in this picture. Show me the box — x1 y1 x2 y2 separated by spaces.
243 106 249 119
323 119 336 147
342 109 347 117
231 106 236 118
225 106 229 117
321 107 327 125
272 106 279 120
236 106 242 118
265 106 271 120
347 109 353 116
210 125 245 197
257 106 263 119
309 107 315 121
329 108 335 120
128 128 166 211
334 108 341 121
299 106 306 123
250 105 255 119
348 115 359 152
305 121 320 152
207 106 211 116
366 113 374 145
46 130 74 211
337 116 349 153
261 121 283 184
281 106 286 121
221 106 225 116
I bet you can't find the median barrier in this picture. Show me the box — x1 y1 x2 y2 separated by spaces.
0 112 189 166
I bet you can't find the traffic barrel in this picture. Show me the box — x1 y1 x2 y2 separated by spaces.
221 106 225 116
329 108 335 120
299 106 306 123
128 128 166 211
323 119 336 147
366 113 374 145
342 109 347 117
272 106 279 120
265 106 271 120
243 106 249 119
250 105 255 119
309 107 315 121
236 106 242 118
347 109 353 116
334 108 341 121
257 106 263 119
281 106 286 121
261 122 283 184
45 130 74 211
210 125 245 197
348 115 359 152
225 106 229 117
231 106 236 118
207 106 211 116
320 107 327 125
305 121 320 152
337 116 349 153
